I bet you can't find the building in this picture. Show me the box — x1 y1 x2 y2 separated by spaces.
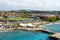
39 13 56 20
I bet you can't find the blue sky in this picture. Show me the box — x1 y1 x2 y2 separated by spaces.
0 0 60 11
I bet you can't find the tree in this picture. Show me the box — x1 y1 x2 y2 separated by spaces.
3 15 8 19
47 16 57 22
13 23 19 28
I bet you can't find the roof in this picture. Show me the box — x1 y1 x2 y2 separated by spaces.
26 23 35 27
19 23 26 27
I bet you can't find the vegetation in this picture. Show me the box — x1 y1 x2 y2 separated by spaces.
7 18 31 20
13 23 19 28
46 17 58 22
0 10 60 22
3 15 8 19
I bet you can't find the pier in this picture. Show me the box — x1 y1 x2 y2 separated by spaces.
14 27 55 34
49 33 60 40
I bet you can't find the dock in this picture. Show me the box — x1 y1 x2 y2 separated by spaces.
14 27 55 34
49 33 60 40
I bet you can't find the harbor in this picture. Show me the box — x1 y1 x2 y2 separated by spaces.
0 20 60 40
0 10 60 40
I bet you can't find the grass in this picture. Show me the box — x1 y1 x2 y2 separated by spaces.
7 17 31 20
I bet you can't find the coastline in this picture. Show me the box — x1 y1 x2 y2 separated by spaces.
42 22 60 27
0 21 60 33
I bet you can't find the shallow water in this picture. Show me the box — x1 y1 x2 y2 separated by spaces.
0 30 50 40
44 24 60 33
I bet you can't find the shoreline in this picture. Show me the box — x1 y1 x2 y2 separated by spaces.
0 27 55 34
42 22 60 27
0 21 60 33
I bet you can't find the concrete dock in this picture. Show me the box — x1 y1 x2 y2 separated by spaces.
49 33 60 40
14 27 55 34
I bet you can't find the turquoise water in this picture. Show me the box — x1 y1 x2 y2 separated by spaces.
1 24 59 40
44 24 60 33
0 30 50 40
0 24 59 40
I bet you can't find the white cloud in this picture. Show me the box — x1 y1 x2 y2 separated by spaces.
0 0 60 10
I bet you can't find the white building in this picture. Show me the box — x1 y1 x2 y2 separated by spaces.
19 23 26 27
26 23 35 28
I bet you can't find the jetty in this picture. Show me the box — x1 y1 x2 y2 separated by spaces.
49 33 60 40
14 27 55 34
